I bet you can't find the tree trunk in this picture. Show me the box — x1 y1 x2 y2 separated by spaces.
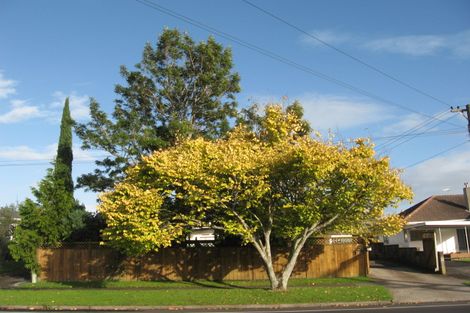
263 258 280 290
274 236 309 291
250 232 281 290
253 233 310 291
31 271 37 284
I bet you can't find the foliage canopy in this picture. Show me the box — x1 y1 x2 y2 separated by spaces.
99 104 412 290
76 28 241 192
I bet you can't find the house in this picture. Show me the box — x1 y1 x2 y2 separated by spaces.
186 227 215 241
184 227 216 247
384 185 470 256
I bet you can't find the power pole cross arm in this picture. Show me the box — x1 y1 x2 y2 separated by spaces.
450 104 470 136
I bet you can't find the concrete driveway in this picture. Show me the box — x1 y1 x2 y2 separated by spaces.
369 261 470 304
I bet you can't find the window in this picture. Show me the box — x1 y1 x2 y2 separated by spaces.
456 229 470 252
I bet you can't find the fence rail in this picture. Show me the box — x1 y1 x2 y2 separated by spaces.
37 242 368 282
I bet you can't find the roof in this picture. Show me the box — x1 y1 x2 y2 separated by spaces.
404 220 470 229
400 194 470 222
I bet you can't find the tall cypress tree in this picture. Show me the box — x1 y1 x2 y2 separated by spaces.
9 98 84 277
55 97 74 194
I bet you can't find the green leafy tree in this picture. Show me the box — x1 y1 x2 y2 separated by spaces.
0 204 19 259
0 204 18 239
8 200 43 272
99 104 412 290
75 28 241 192
9 99 85 274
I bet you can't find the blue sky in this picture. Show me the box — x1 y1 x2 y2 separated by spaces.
1 0 469 212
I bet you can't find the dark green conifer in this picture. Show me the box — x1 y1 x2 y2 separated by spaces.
55 97 74 194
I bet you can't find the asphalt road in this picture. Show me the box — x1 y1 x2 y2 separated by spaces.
164 302 470 312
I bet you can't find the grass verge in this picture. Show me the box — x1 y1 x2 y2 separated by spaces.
0 285 391 306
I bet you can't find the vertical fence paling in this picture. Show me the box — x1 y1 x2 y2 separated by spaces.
37 240 367 281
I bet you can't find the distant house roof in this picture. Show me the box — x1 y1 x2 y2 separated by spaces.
400 194 470 222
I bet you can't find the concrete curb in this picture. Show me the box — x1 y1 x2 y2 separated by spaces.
3 300 470 311
0 301 393 311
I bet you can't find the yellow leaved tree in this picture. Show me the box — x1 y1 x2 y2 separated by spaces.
99 104 412 290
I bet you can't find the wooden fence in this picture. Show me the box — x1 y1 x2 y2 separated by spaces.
37 239 368 281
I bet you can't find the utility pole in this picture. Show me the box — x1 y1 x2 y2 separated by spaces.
450 104 470 136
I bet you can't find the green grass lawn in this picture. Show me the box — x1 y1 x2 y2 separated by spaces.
0 285 391 306
0 277 391 306
455 258 470 263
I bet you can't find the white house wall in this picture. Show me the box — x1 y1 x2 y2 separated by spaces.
187 228 215 241
436 228 457 254
385 231 424 251
385 228 459 254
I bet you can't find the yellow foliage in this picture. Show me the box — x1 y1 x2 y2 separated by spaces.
98 104 412 254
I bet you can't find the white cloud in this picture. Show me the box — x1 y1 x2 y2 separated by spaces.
0 91 90 124
301 29 470 58
0 72 16 99
10 99 28 108
0 99 42 124
448 30 470 58
0 144 106 161
74 146 106 161
0 144 56 161
246 93 391 131
297 93 391 130
0 70 90 124
402 147 470 204
364 35 445 56
50 91 90 121
363 30 470 57
301 29 354 47
380 113 429 135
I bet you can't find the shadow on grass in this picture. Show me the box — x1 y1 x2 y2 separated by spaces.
19 279 272 290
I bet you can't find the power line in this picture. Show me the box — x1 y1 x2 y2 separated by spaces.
372 128 465 140
375 110 450 151
377 113 458 153
382 114 459 152
134 0 461 128
403 140 469 169
241 0 452 109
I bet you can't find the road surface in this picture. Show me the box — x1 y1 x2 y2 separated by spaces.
164 302 470 312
